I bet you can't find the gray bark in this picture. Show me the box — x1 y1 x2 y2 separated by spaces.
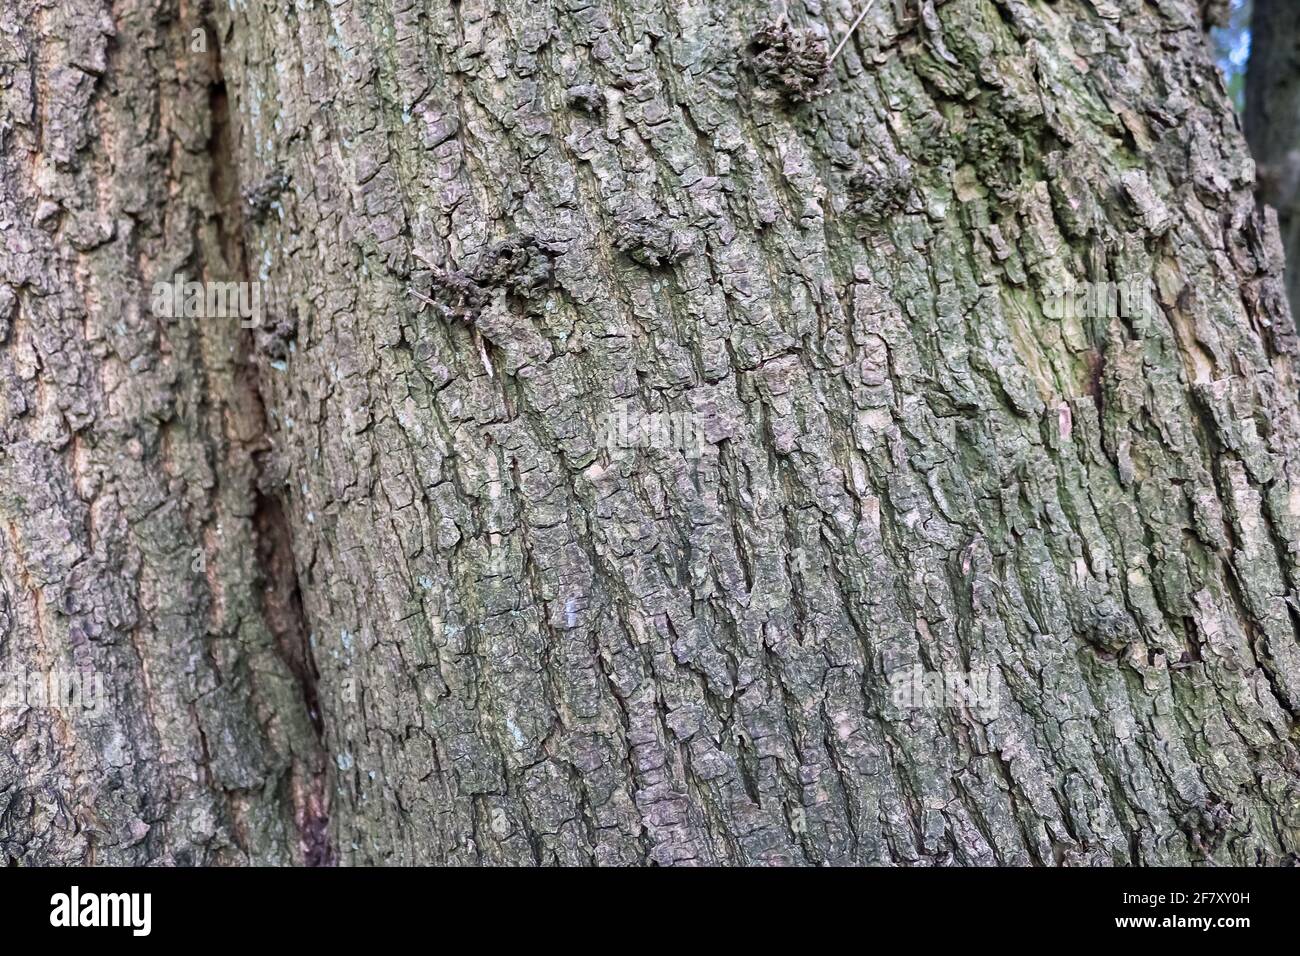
2 0 1300 866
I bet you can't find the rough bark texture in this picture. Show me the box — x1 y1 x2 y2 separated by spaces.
1245 0 1300 323
3 0 1300 866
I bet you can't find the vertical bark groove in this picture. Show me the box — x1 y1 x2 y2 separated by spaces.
207 11 334 865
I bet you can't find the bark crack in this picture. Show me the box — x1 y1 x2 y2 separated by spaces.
204 11 333 867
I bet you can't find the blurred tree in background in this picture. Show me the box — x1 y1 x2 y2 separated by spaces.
1244 0 1300 323
1212 0 1251 113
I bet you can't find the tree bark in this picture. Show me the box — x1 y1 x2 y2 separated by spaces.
3 0 1300 866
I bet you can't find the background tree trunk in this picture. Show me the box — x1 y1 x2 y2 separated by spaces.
1246 0 1300 324
3 0 1300 866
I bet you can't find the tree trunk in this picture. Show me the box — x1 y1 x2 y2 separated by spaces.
3 0 1300 866
1245 0 1300 325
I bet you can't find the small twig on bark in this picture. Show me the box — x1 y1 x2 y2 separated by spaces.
410 286 494 378
408 287 437 310
830 0 878 63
